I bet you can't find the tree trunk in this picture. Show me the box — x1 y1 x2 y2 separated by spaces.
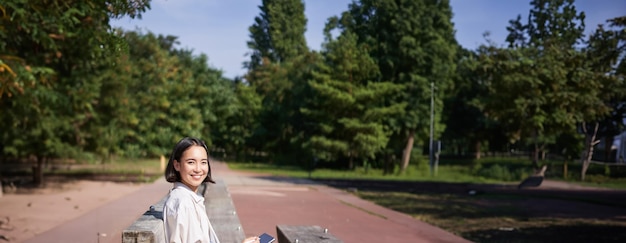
532 129 539 168
580 122 600 181
474 140 481 159
348 153 354 170
605 136 613 162
383 153 394 175
400 130 415 173
33 156 44 187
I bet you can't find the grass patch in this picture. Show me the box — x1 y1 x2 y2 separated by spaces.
227 157 626 190
2 157 163 183
227 161 508 184
51 158 163 182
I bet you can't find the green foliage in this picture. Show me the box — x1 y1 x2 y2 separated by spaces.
245 0 313 165
215 80 262 159
3 0 625 190
0 0 150 98
301 30 405 167
99 30 243 158
246 0 308 70
407 149 429 174
443 48 507 156
475 164 525 181
334 0 458 171
0 0 151 186
231 157 626 188
474 0 625 169
229 159 510 184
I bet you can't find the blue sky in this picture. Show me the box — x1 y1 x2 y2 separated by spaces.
111 0 625 79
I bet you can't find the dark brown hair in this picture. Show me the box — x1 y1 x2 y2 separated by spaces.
164 137 215 184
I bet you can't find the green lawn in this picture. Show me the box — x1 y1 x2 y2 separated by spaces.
226 157 626 189
36 157 164 183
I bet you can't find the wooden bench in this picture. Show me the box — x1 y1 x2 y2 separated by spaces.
122 179 245 243
276 225 342 243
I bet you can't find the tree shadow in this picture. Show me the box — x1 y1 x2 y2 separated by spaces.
465 224 626 243
317 178 626 242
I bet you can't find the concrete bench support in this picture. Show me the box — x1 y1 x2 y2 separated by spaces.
276 225 342 243
122 197 166 243
204 179 246 243
122 179 244 243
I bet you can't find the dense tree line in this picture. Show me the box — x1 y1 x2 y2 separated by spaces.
0 0 259 185
1 0 625 185
471 0 626 180
1 0 152 185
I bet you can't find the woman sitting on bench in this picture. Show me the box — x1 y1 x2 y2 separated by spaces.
163 137 259 243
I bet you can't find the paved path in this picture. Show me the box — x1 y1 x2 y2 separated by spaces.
213 162 472 243
24 179 171 243
26 162 472 243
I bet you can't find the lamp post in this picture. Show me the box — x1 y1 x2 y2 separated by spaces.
429 82 434 176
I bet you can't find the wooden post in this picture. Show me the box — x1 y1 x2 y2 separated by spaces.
160 155 166 172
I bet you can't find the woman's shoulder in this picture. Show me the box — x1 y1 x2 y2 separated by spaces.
165 186 195 209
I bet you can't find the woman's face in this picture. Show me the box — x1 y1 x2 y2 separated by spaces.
174 145 208 192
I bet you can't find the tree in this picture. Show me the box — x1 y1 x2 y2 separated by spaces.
302 27 405 169
217 80 262 160
337 0 457 173
443 48 507 159
245 0 308 70
0 0 150 186
245 0 311 164
173 50 236 148
578 16 626 180
476 0 598 168
0 0 150 97
113 31 209 157
86 44 134 162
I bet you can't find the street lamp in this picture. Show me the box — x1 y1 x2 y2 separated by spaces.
429 82 434 176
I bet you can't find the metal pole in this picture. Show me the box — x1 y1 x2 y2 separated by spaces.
429 82 434 176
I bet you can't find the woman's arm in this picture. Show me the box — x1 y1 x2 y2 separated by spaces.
243 236 260 243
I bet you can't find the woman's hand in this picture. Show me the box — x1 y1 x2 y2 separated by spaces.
242 236 260 243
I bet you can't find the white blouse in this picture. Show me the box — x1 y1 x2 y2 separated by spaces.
164 182 220 243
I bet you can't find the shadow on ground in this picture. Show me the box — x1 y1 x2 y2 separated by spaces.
468 224 626 243
310 178 626 243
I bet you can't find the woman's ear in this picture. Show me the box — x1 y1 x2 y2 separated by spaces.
173 160 181 171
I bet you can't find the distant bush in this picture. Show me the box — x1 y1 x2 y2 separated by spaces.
475 164 528 181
